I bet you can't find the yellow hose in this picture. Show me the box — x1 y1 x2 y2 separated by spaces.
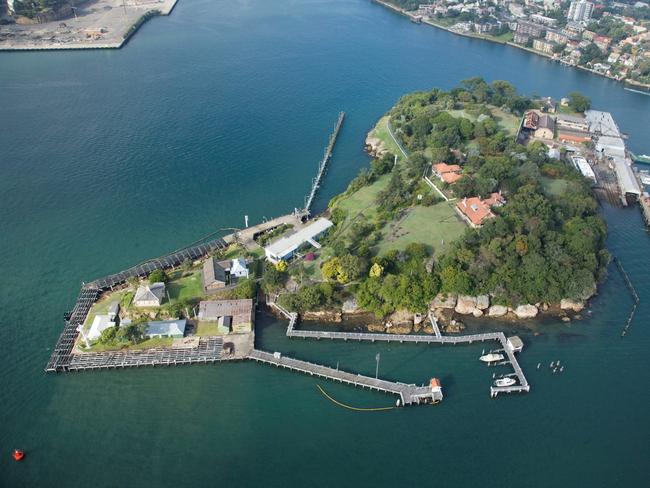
316 384 396 412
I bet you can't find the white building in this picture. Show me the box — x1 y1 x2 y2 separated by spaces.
567 1 593 23
133 282 166 307
229 258 249 279
264 218 333 264
570 155 597 184
88 315 116 341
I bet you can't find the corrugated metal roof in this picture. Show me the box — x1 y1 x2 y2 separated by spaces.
265 218 333 259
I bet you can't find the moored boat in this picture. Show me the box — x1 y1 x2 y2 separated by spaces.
479 352 504 363
494 377 516 387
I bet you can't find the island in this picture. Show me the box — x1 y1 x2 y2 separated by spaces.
48 78 642 405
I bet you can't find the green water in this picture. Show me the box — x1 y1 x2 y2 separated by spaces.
1 0 649 486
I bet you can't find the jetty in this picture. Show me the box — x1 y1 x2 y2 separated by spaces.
248 349 442 405
302 112 345 216
271 302 530 398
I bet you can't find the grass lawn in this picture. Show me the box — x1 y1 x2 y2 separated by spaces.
490 107 521 136
375 202 466 257
86 337 174 352
83 289 133 331
167 270 205 304
368 116 406 159
540 176 570 197
195 321 223 336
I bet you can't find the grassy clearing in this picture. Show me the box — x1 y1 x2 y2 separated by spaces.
490 107 521 135
195 321 223 336
167 270 204 304
368 116 406 159
86 337 174 352
375 202 466 257
83 289 132 331
540 177 570 197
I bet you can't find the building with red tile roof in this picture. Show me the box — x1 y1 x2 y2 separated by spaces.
456 192 505 227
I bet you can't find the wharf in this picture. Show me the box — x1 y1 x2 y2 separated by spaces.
248 349 441 405
66 337 224 371
302 112 345 216
271 303 530 398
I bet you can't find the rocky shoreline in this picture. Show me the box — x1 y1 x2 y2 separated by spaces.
269 289 591 336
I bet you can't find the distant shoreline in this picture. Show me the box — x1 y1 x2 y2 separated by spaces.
0 0 178 51
371 0 650 92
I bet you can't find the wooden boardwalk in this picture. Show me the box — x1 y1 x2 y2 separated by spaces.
248 349 441 406
270 302 530 398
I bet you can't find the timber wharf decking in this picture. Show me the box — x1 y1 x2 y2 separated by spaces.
90 237 228 290
248 349 441 405
302 112 345 215
270 302 530 398
66 337 224 371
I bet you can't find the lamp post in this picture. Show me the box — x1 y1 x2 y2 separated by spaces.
375 352 380 379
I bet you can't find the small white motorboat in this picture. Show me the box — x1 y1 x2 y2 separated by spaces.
479 353 504 363
494 377 516 387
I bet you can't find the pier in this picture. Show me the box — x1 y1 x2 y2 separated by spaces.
271 302 530 398
302 112 345 216
248 349 442 405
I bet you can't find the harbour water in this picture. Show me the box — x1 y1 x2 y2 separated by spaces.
1 0 649 485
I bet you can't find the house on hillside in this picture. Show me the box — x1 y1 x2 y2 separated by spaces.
198 299 254 334
432 163 463 184
133 282 166 307
456 192 506 227
203 257 250 293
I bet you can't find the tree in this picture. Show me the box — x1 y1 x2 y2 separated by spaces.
568 92 591 113
369 262 384 278
275 260 288 272
148 269 169 283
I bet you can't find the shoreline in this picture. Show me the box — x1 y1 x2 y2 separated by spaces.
371 0 650 92
0 0 178 51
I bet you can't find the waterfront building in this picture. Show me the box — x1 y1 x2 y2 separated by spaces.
546 30 569 45
570 155 597 183
264 218 333 264
107 302 120 321
556 114 590 133
145 319 186 339
202 257 250 293
567 0 594 23
198 299 254 334
533 39 555 55
133 282 166 307
507 336 524 353
456 192 505 227
88 315 116 341
516 21 546 39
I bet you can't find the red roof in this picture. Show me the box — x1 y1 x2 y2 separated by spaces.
456 192 505 226
441 172 464 184
433 162 461 174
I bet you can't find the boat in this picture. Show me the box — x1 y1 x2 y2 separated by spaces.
494 377 516 387
12 449 25 461
631 153 650 165
479 352 504 363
